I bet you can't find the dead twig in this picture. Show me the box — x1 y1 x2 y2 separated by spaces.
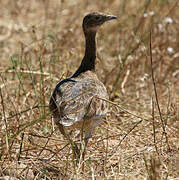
17 132 25 163
0 104 47 120
151 97 159 156
97 97 148 121
0 88 9 156
108 119 143 161
149 30 170 151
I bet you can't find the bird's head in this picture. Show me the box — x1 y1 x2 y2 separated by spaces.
82 12 117 34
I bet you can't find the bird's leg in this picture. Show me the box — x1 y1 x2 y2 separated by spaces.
79 97 95 170
84 129 92 153
58 123 80 164
81 129 93 171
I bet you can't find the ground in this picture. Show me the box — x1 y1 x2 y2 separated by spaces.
0 0 178 179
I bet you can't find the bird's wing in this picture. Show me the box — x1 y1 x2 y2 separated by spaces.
50 75 108 127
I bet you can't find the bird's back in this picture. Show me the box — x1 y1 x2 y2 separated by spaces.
49 71 109 130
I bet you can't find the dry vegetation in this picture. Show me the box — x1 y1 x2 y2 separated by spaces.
0 0 178 179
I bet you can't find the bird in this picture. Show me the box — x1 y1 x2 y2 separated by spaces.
49 12 117 161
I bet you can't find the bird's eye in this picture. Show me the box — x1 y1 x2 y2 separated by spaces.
95 16 101 20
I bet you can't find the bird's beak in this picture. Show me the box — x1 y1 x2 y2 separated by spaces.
105 15 117 21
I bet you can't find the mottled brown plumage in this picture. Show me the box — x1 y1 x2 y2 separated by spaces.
49 12 116 159
51 71 109 135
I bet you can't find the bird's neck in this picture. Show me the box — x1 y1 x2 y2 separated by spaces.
72 31 96 78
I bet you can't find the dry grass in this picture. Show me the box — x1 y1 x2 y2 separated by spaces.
0 0 178 179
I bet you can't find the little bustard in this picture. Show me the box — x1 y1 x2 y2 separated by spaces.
49 12 116 159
